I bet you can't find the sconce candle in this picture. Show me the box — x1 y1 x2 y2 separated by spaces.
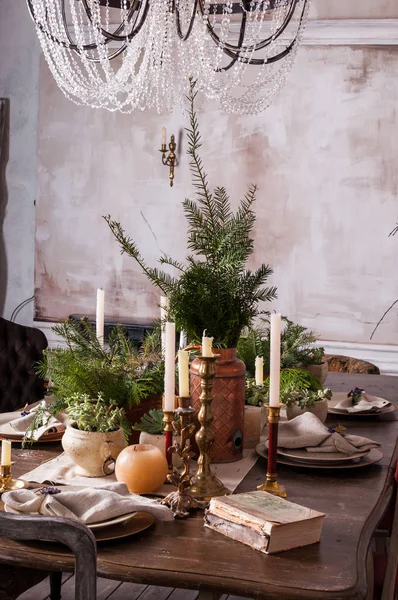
162 127 166 147
115 444 168 494
255 356 264 386
201 331 213 357
269 313 282 407
96 288 105 348
164 322 176 411
178 350 190 398
1 440 11 466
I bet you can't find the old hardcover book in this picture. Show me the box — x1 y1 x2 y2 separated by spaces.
204 490 325 554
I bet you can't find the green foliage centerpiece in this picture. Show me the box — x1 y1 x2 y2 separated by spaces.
104 79 276 463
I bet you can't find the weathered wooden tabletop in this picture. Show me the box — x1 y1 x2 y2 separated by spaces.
0 373 397 600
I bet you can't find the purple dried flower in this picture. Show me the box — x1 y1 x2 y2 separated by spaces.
39 487 61 495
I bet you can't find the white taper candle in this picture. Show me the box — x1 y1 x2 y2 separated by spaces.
269 313 281 407
164 322 176 410
96 288 105 348
255 356 264 386
178 350 190 398
1 440 11 466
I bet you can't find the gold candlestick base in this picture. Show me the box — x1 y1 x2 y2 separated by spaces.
257 473 287 498
257 404 287 498
0 465 28 493
162 397 208 517
190 356 230 502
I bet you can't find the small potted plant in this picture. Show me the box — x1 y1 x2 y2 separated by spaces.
36 318 165 442
244 379 268 449
55 392 127 477
238 318 327 383
133 409 182 467
283 388 333 423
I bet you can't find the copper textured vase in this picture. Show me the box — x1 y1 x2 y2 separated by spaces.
190 348 245 463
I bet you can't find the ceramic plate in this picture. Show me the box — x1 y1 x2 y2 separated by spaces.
275 446 369 465
328 393 396 417
0 429 65 443
2 504 155 540
255 444 383 470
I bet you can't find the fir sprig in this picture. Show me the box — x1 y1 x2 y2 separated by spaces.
104 78 277 348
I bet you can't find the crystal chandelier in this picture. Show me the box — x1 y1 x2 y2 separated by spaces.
27 0 310 114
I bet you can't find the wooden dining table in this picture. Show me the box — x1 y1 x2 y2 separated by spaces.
0 372 397 600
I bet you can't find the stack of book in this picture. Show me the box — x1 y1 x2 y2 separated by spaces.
204 490 325 554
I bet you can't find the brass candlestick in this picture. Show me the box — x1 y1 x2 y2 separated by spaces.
160 134 177 187
257 404 287 498
162 397 207 518
190 355 230 502
162 409 176 472
0 464 27 493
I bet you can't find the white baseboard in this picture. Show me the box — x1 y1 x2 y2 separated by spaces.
320 340 398 376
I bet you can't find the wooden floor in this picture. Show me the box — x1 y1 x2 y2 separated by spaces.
17 574 249 600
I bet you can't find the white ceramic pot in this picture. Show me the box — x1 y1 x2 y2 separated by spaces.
243 405 267 449
62 425 127 477
286 398 328 423
304 360 329 385
138 432 182 468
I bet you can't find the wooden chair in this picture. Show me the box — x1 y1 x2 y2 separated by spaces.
372 462 398 600
0 512 97 600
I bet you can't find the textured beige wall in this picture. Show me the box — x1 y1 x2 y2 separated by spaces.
310 0 398 19
35 44 398 345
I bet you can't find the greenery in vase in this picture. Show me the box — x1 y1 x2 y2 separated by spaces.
132 409 165 435
104 79 276 348
238 317 325 377
282 388 332 410
245 379 267 407
36 318 164 409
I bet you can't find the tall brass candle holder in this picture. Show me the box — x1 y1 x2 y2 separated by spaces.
0 464 27 493
257 404 287 498
162 409 176 472
162 397 207 518
190 355 230 502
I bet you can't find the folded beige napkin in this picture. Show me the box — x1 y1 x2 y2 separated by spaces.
0 397 65 441
334 391 390 413
276 412 381 455
9 398 64 440
2 482 174 523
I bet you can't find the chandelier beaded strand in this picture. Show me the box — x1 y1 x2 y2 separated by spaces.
27 0 310 114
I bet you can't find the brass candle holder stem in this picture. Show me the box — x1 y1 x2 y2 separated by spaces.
162 396 207 518
0 464 27 493
162 409 176 471
257 405 287 498
160 134 177 187
190 355 230 502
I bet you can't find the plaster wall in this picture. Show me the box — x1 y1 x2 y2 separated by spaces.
0 1 40 325
35 45 398 347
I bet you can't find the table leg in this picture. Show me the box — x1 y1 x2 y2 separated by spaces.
50 571 62 600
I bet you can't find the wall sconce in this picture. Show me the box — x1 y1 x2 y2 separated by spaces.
160 127 177 187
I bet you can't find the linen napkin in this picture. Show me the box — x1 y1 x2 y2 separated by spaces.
2 482 174 523
0 397 65 441
9 398 64 440
333 390 390 413
276 412 380 455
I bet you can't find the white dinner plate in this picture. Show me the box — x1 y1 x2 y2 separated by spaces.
256 444 383 470
276 446 370 465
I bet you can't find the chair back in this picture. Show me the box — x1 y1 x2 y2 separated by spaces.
0 511 97 600
0 317 47 411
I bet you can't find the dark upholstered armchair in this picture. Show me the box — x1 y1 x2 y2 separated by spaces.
0 317 48 412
